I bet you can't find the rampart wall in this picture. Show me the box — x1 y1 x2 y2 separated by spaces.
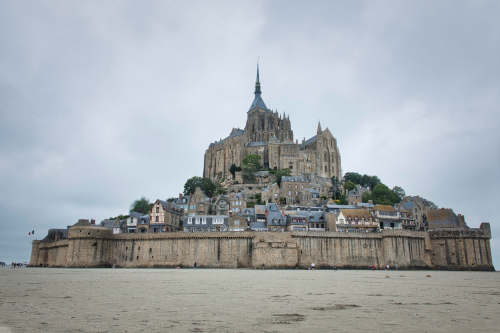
29 223 494 270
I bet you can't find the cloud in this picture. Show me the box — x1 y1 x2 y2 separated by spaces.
1 1 499 268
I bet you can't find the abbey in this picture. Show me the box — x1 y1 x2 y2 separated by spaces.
203 66 342 181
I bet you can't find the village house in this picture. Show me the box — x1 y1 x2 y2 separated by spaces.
372 205 402 230
184 215 228 232
280 175 309 204
228 192 247 214
296 210 325 231
336 209 378 232
126 211 144 233
228 215 248 231
287 215 308 231
100 218 125 234
347 185 370 205
399 209 417 230
261 183 280 204
265 203 287 231
297 186 321 206
150 200 183 232
136 214 149 233
215 196 230 215
172 193 189 211
398 196 436 230
186 187 211 216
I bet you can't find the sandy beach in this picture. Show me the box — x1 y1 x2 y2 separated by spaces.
0 268 499 332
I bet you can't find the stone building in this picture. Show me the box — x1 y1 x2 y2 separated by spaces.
150 200 183 232
186 187 211 216
372 205 402 230
336 209 378 232
184 215 228 232
203 66 341 182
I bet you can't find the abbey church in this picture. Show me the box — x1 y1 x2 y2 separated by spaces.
203 66 342 182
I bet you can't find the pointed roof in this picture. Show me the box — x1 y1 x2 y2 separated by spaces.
249 64 268 111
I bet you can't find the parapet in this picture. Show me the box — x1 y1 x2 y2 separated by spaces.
68 225 113 239
429 223 492 239
479 222 491 238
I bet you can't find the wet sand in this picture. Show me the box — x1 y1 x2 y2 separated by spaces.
0 268 499 332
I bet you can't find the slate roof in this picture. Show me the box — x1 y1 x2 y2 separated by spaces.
250 221 267 231
249 94 268 111
129 211 143 219
296 210 324 222
282 175 308 183
303 135 317 146
209 129 245 147
427 209 460 229
247 141 267 147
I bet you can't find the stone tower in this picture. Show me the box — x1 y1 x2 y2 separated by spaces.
244 65 293 143
203 65 341 182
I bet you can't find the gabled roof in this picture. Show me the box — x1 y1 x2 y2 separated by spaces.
427 208 459 228
129 211 144 219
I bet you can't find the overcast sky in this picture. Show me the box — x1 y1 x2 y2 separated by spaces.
1 1 499 268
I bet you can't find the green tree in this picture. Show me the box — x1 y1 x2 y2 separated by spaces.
229 164 241 179
344 172 362 184
330 176 342 199
336 194 348 205
392 186 405 201
183 176 217 198
130 197 152 214
241 154 262 183
344 180 356 192
361 175 381 190
272 168 291 187
362 191 372 203
255 193 264 205
242 154 261 170
371 183 399 205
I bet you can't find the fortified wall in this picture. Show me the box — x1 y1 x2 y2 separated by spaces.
29 223 494 270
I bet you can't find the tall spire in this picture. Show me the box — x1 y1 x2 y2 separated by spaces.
249 62 268 111
255 63 262 95
317 121 322 135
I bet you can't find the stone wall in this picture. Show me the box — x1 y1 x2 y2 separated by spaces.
428 224 493 270
29 224 494 271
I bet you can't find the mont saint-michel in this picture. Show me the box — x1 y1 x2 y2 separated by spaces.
204 66 341 182
29 68 494 271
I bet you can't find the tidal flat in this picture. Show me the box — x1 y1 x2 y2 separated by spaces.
0 268 499 332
